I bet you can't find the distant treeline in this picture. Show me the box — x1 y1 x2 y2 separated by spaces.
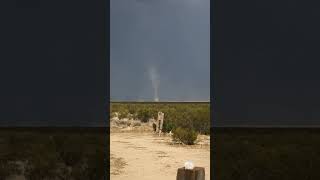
110 102 210 135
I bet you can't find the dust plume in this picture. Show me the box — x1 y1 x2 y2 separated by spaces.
148 66 160 101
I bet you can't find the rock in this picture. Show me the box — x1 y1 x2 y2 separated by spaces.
184 161 194 170
110 116 119 122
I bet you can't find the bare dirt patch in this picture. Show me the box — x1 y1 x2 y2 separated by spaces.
110 132 210 180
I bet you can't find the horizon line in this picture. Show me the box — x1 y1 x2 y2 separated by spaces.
110 100 210 103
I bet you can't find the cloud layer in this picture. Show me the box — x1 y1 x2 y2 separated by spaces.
111 0 210 101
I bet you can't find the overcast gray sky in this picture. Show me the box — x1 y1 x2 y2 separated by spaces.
110 0 210 101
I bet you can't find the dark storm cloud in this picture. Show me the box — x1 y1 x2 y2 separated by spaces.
214 0 320 126
0 0 106 126
111 0 210 101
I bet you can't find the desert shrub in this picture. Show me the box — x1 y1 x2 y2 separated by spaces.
127 113 134 120
6 134 31 161
60 150 83 167
53 135 84 168
0 128 106 180
213 129 320 180
85 149 105 180
192 108 210 135
0 159 21 180
116 119 128 126
177 109 195 130
162 120 176 133
110 103 210 134
57 166 72 180
172 127 198 145
118 109 129 119
132 113 138 120
131 121 141 127
24 149 59 180
127 105 137 115
137 109 153 122
23 135 61 179
110 112 118 118
71 149 104 180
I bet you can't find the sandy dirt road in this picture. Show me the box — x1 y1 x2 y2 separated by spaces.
110 132 210 180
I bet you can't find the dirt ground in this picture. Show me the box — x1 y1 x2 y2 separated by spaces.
110 132 210 180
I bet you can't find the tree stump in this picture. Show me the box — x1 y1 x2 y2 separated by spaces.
176 167 205 180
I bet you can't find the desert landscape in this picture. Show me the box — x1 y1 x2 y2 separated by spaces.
213 128 320 180
0 127 105 180
111 132 210 180
110 102 210 180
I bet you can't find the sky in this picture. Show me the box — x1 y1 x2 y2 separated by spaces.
5 0 320 127
214 0 320 126
0 0 106 126
110 0 210 101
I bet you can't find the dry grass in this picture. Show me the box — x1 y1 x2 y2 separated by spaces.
110 154 127 175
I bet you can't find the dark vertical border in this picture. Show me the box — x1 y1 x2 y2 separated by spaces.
105 0 110 179
210 0 215 179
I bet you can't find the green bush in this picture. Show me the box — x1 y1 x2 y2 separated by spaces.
137 108 154 122
192 108 210 135
110 103 210 135
118 109 129 119
162 120 176 133
173 127 198 145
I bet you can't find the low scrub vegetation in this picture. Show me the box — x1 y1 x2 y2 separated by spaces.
110 102 210 135
214 128 320 180
0 128 105 180
172 127 198 145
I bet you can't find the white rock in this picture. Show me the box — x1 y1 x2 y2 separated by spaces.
184 160 194 170
110 117 119 121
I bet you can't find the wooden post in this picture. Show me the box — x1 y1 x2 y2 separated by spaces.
176 167 205 180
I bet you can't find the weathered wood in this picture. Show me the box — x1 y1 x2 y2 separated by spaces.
176 167 205 180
